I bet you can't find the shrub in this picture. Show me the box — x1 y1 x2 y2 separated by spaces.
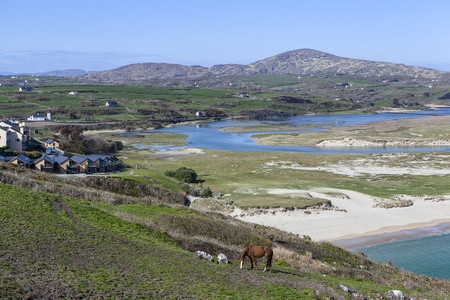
200 187 213 197
165 167 198 183
277 259 286 266
164 170 176 177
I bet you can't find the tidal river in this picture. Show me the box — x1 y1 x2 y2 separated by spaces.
133 108 450 279
137 107 450 154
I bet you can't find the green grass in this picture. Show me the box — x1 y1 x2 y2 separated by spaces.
0 184 361 298
117 148 450 208
1 167 448 298
0 184 308 299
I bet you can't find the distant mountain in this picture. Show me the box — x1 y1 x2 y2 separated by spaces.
34 69 88 77
82 63 208 82
79 49 446 83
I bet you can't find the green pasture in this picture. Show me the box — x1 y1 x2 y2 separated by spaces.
117 148 450 208
0 184 315 299
0 83 357 121
2 181 430 299
232 75 300 87
94 131 188 147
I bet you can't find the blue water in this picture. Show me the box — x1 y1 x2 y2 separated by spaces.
133 108 450 154
131 108 450 278
359 232 450 279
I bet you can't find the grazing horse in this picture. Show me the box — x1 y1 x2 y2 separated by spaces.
240 245 273 272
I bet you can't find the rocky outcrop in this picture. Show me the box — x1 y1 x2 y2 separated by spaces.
193 251 214 262
385 290 404 299
217 253 230 264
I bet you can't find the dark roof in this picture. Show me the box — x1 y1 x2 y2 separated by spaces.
34 155 55 164
86 154 114 162
15 154 31 164
0 121 20 132
70 155 90 164
0 155 6 162
2 120 15 126
45 139 54 144
54 155 69 164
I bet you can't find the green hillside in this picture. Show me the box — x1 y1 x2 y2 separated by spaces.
1 165 449 299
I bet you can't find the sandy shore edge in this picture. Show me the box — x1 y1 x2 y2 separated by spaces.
331 219 450 251
231 188 450 251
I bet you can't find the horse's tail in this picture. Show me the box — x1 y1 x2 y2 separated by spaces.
268 248 273 264
267 248 274 272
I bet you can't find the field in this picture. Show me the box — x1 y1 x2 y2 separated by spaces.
1 169 449 299
115 148 450 207
0 84 331 123
1 79 450 298
2 73 449 127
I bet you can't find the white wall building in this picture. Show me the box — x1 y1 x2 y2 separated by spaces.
0 121 29 151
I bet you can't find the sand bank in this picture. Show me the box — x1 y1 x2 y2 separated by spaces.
230 188 450 249
332 221 450 250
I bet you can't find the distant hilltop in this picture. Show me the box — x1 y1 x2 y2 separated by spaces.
29 69 88 77
79 49 446 83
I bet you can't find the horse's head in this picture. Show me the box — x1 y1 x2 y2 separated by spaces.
239 254 245 269
239 245 253 269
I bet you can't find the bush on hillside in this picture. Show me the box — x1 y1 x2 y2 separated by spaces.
165 167 198 183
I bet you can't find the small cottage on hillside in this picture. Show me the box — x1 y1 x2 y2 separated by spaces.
45 139 60 149
9 154 31 168
19 87 33 92
34 155 56 173
105 101 118 107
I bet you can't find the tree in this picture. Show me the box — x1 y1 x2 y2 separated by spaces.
165 167 198 183
174 167 198 183
391 98 401 107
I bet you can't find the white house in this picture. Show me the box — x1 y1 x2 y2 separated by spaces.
19 87 33 92
0 121 29 151
27 114 46 121
69 91 79 95
27 113 51 121
105 101 118 107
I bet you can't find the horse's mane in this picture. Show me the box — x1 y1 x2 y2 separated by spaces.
244 245 253 251
241 245 253 258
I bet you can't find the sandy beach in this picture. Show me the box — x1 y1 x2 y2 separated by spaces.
230 188 450 250
235 110 450 249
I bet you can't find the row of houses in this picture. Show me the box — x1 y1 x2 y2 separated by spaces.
1 154 122 174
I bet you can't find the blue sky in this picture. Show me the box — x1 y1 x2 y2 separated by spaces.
2 0 450 73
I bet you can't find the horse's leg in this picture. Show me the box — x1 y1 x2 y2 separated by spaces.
249 255 254 269
268 252 273 273
264 253 268 272
252 256 258 271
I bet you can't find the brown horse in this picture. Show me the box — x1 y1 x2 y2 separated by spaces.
240 245 273 272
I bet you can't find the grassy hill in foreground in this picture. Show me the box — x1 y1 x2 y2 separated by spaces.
1 165 449 299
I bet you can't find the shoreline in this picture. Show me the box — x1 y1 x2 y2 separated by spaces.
331 220 450 251
231 188 450 250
